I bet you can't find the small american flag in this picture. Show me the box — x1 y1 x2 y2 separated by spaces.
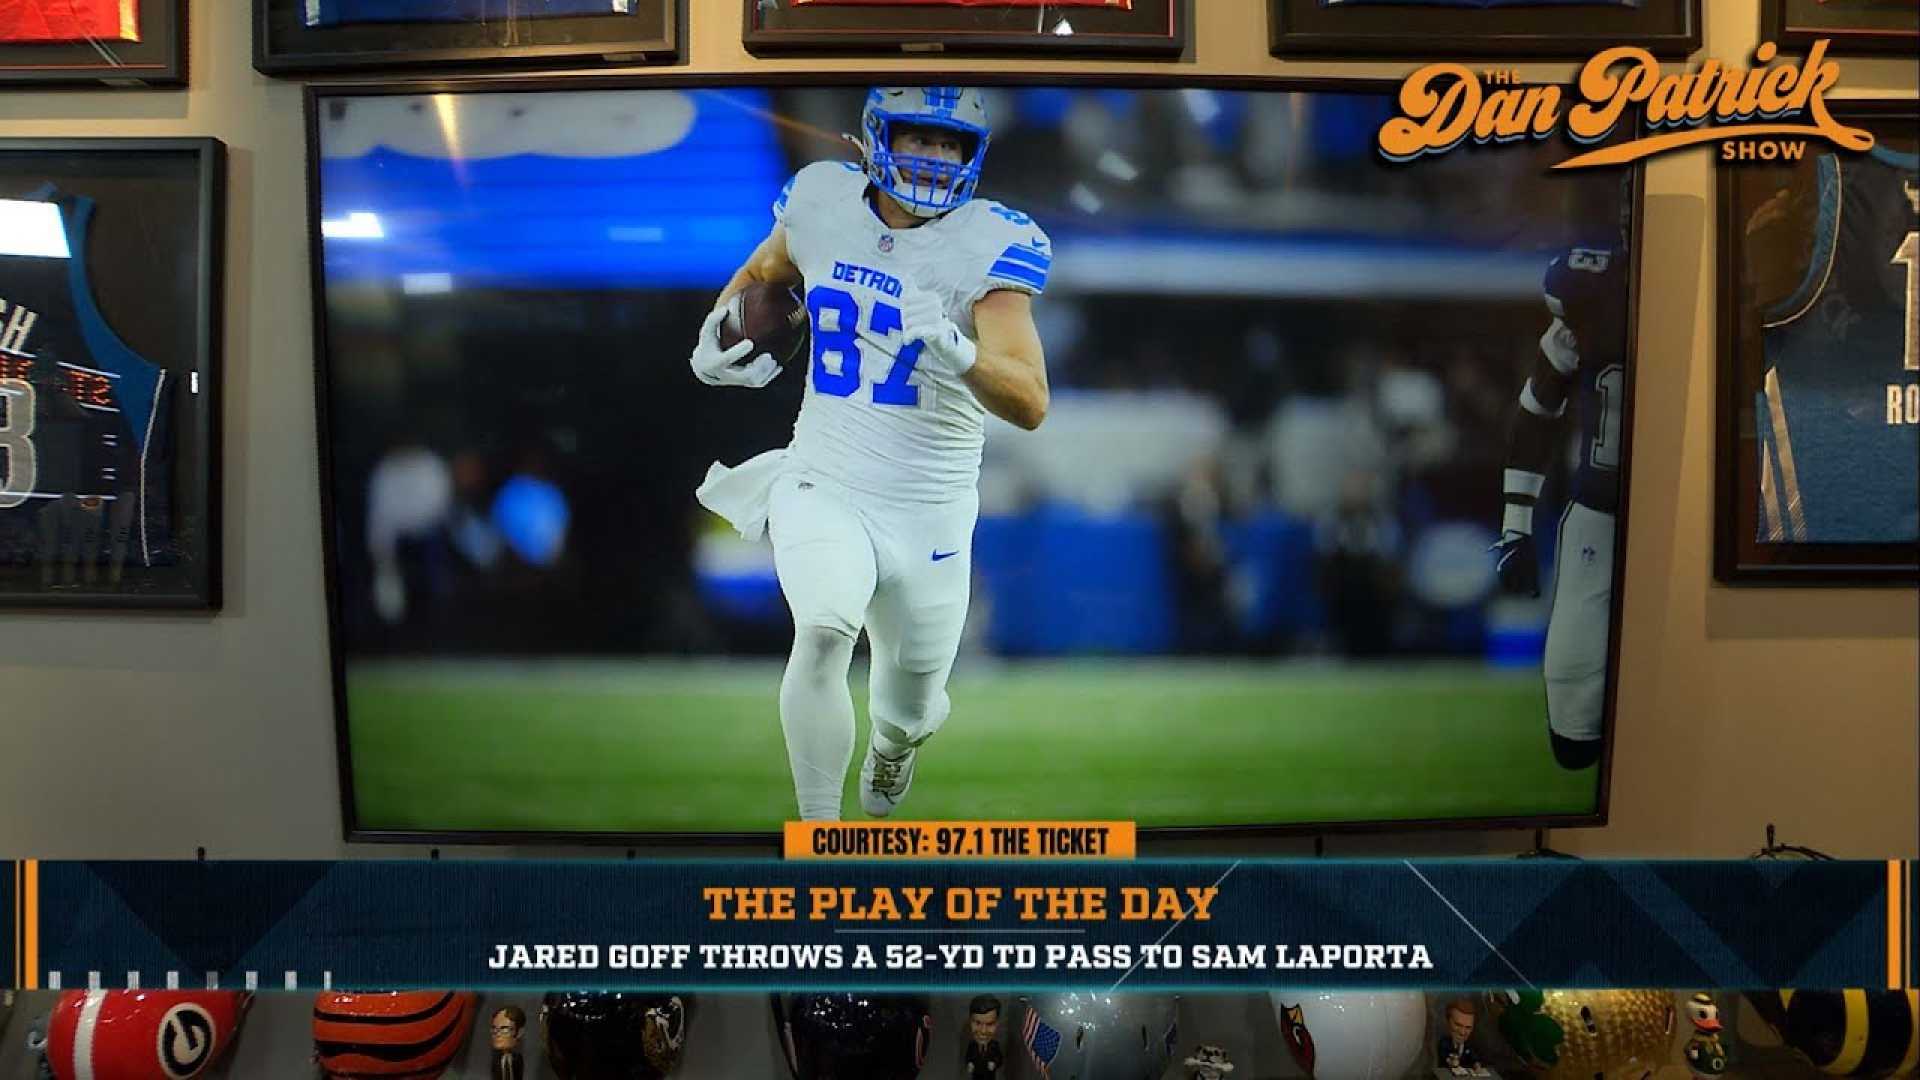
1022 1007 1062 1076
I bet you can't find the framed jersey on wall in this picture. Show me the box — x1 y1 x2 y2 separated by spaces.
0 0 185 88
1716 101 1920 586
1268 0 1700 58
742 0 1187 57
254 0 676 76
1764 0 1919 56
0 139 224 610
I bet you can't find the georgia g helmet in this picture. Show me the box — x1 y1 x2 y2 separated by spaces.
857 87 991 219
44 990 252 1080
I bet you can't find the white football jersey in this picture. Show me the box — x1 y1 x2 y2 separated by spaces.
774 160 1049 504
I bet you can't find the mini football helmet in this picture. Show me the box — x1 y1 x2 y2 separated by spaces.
1270 992 1427 1080
313 990 477 1079
1009 994 1180 1080
44 990 251 1080
541 992 688 1079
857 87 991 219
774 993 931 1079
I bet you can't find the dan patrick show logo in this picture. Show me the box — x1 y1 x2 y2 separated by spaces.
1378 40 1873 168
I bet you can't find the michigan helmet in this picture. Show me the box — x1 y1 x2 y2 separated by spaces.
774 993 931 1079
857 87 990 219
1008 993 1181 1080
313 990 477 1079
1744 989 1919 1077
1485 989 1675 1079
44 990 251 1080
541 992 688 1079
1269 992 1426 1080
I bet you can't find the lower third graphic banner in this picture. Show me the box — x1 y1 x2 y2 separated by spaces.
3 860 1906 991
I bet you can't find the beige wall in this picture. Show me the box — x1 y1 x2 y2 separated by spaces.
0 0 1913 860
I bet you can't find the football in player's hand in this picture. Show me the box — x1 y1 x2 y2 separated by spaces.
719 284 808 368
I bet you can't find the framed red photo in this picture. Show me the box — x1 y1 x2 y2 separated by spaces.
0 0 186 88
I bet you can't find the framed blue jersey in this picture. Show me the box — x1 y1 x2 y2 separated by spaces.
0 137 223 609
1718 101 1920 584
0 191 172 580
1757 148 1920 547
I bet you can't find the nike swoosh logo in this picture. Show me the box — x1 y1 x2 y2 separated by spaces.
931 550 959 562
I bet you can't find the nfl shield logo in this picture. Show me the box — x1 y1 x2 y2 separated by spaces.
879 234 895 253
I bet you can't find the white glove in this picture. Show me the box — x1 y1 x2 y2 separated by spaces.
689 303 781 389
898 288 978 377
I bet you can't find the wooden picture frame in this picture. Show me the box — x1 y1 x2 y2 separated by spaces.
0 138 225 610
1715 100 1919 586
1763 0 1919 56
1268 0 1700 60
254 0 677 77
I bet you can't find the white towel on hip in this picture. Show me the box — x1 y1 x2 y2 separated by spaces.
695 448 789 541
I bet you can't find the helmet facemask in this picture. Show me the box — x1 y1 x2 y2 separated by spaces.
857 88 990 219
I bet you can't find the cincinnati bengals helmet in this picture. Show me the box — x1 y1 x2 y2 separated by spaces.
313 990 477 1079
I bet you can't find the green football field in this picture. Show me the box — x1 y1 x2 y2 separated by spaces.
344 659 1597 834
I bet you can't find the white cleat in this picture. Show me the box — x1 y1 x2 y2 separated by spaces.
859 744 917 818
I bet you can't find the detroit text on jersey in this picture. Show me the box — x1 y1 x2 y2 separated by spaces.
774 158 1049 504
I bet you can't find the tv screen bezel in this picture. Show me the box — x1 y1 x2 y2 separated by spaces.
303 73 1641 848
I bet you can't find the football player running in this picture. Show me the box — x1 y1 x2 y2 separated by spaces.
1492 183 1631 773
689 87 1050 821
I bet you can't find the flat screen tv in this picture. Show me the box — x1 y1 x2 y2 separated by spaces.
307 78 1639 842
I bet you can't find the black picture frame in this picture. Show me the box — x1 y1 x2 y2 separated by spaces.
0 0 186 88
254 0 677 77
304 74 1642 847
1715 100 1919 587
1763 0 1919 56
742 0 1186 58
1268 0 1699 60
0 138 224 610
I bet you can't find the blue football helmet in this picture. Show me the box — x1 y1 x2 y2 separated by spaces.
858 86 991 219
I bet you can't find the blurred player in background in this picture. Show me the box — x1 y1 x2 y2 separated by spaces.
1493 177 1632 772
688 87 1051 821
